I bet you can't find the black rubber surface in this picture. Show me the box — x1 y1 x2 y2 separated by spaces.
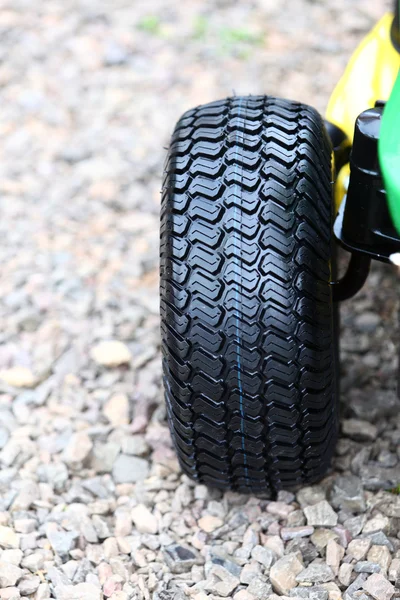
160 95 338 494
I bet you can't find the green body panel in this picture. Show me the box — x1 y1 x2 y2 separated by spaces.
379 69 400 234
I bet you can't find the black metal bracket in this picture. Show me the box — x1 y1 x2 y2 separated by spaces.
331 251 371 302
330 106 400 301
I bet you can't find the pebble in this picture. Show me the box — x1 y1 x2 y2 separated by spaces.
291 589 329 600
0 367 36 388
267 502 295 518
270 553 304 595
281 526 315 541
198 515 223 533
204 564 239 598
21 553 44 572
46 524 77 558
287 510 306 528
348 538 372 560
330 475 366 513
366 532 394 551
131 504 158 534
121 435 149 456
354 561 381 574
91 442 121 474
251 545 276 569
0 561 23 587
14 519 36 534
210 551 241 578
344 514 366 537
0 588 21 600
338 562 353 587
163 544 199 574
367 545 392 573
354 312 380 331
363 514 390 535
246 578 272 598
112 455 149 484
0 428 9 450
103 393 130 426
54 582 102 600
90 341 131 367
264 535 285 557
1 550 22 566
363 573 395 600
240 562 262 584
326 540 344 575
342 419 378 442
233 591 255 600
62 432 93 467
18 575 40 595
35 583 50 600
304 502 338 528
296 563 335 584
0 527 19 549
311 529 339 551
297 487 326 508
342 573 367 600
388 557 400 582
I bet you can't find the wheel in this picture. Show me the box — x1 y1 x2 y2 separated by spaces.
160 95 338 494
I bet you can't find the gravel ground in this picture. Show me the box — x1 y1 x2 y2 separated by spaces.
0 0 399 599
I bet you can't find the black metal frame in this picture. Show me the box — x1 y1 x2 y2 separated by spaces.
329 103 400 302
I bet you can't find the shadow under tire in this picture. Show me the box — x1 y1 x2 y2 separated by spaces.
160 95 338 494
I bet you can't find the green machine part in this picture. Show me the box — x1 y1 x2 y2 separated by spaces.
379 69 400 234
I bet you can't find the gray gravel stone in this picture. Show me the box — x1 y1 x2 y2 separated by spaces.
18 575 41 595
163 544 200 574
90 442 120 473
0 561 23 587
204 564 239 597
304 502 338 528
121 435 149 456
210 551 241 578
330 475 366 513
46 524 78 558
360 464 400 491
344 514 366 537
290 588 329 600
112 454 149 483
342 419 378 442
0 427 10 450
270 553 304 595
62 432 93 467
246 578 272 598
297 486 327 508
354 561 381 574
296 563 335 584
281 526 314 541
251 545 276 569
35 583 51 600
388 558 400 582
345 573 369 598
54 583 102 600
339 563 353 587
21 553 44 572
286 538 319 564
366 532 394 551
363 573 395 600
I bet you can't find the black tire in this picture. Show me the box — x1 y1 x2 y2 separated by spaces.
160 95 338 494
